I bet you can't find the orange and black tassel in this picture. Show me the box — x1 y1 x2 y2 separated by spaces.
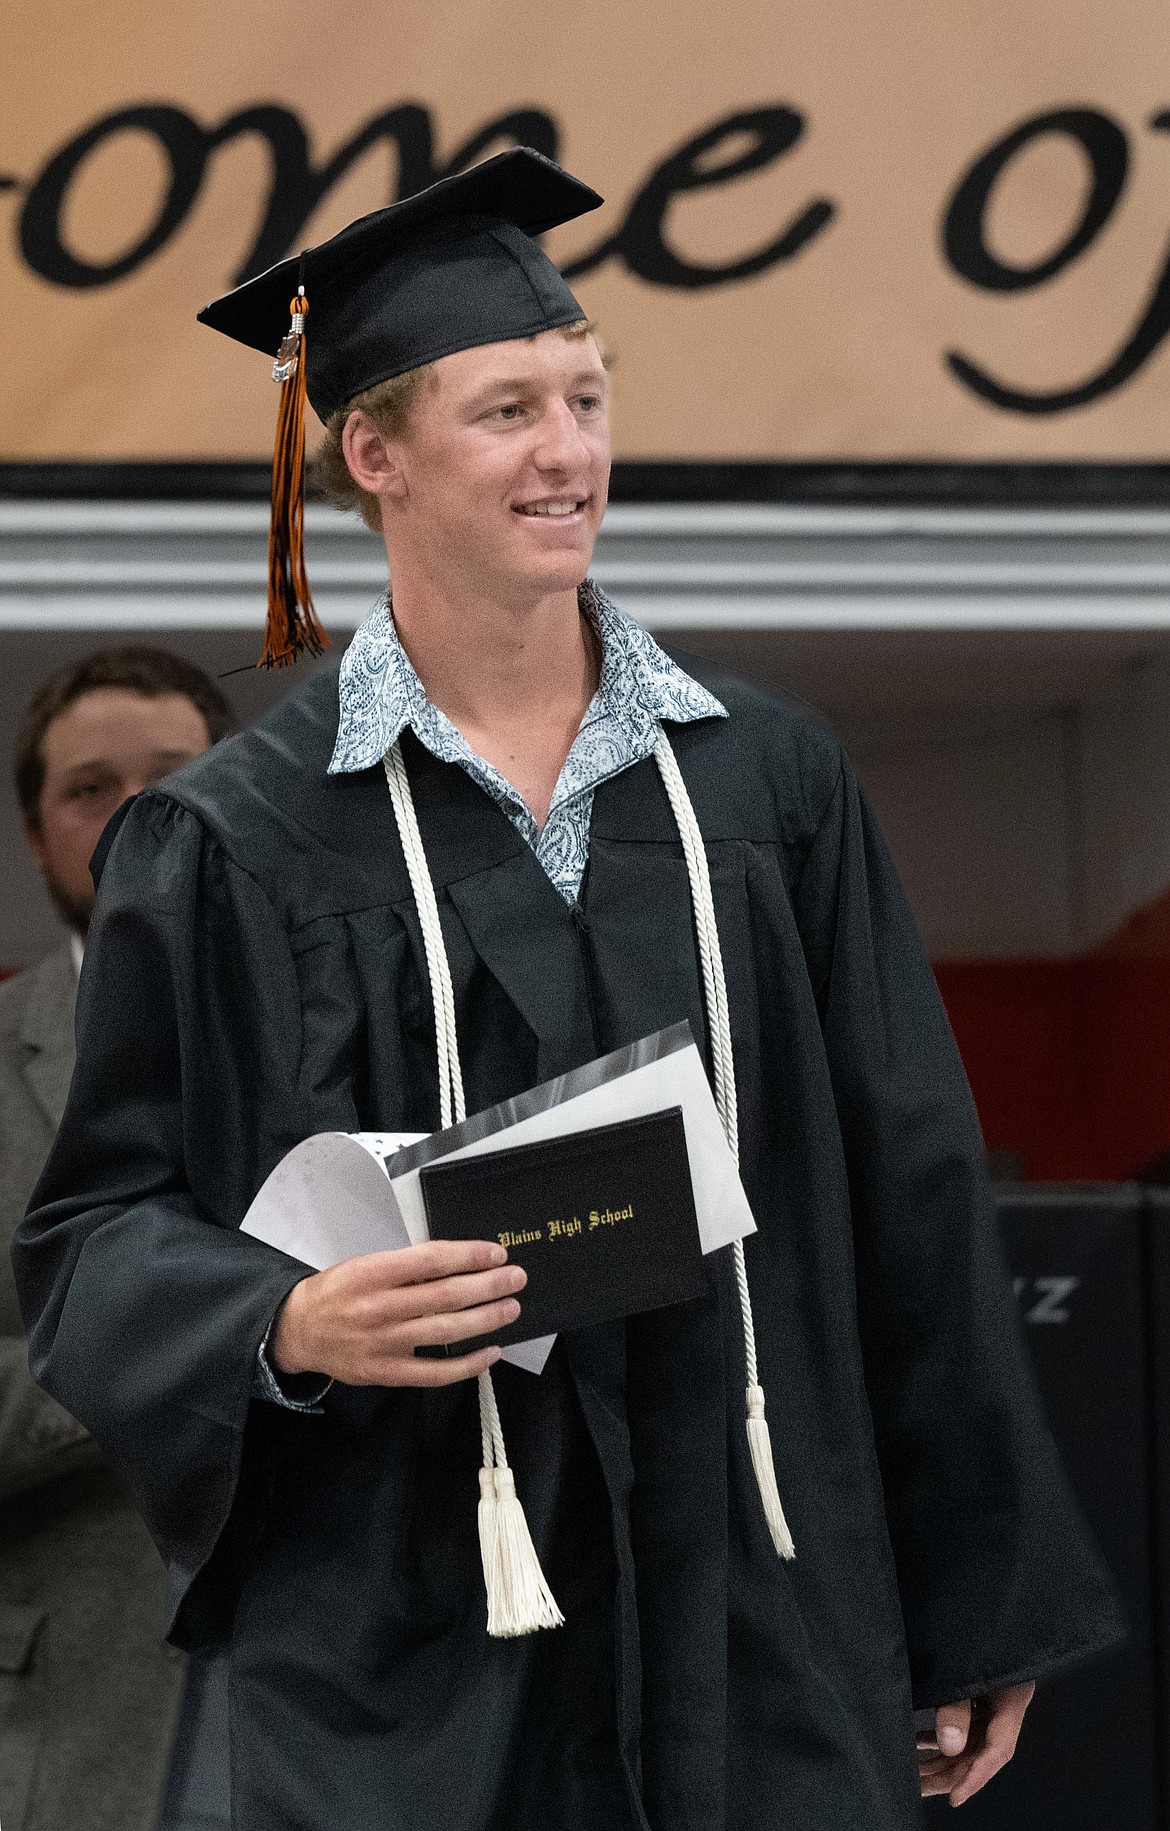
263 288 330 668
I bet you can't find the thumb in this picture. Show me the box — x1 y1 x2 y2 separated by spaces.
935 1699 972 1757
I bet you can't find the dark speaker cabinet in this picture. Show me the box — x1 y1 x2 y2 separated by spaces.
924 1185 1167 1829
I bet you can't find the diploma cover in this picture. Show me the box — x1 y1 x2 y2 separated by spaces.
417 1106 705 1352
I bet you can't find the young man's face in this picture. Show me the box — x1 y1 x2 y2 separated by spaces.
24 688 212 936
382 327 611 601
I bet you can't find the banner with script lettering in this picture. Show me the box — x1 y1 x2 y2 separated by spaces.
5 0 1170 467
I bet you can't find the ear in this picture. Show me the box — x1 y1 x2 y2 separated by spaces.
342 410 408 503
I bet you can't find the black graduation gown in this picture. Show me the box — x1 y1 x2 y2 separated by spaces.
13 658 1122 1831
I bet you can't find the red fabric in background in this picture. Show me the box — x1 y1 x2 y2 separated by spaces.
936 889 1170 1181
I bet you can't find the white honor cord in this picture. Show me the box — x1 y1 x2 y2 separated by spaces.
653 734 795 1560
382 728 793 1637
383 745 562 1636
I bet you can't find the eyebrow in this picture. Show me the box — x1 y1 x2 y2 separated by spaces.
60 747 199 778
465 369 608 409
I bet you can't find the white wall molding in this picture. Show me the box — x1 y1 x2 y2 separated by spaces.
4 501 1170 632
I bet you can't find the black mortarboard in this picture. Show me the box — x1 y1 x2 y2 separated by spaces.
200 148 602 422
197 149 603 667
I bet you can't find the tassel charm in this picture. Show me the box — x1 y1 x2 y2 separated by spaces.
263 287 330 670
746 1384 796 1559
479 1463 565 1638
272 310 305 384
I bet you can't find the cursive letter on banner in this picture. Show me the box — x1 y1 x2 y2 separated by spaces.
942 107 1170 414
563 106 835 288
20 105 211 288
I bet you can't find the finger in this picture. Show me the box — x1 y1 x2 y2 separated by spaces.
935 1698 972 1758
403 1296 522 1348
352 1240 510 1288
918 1755 975 1798
949 1742 1011 1806
994 1681 1036 1733
383 1262 527 1322
948 1692 1030 1806
385 1345 503 1388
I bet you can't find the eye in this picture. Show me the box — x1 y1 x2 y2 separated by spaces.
575 393 604 414
61 773 119 807
491 402 524 422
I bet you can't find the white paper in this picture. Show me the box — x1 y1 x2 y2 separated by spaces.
241 1033 756 1380
387 1045 756 1258
241 1131 423 1268
240 1131 552 1372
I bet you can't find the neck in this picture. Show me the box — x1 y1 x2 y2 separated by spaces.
383 554 601 828
386 564 597 735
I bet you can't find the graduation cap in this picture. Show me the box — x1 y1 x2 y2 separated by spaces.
198 149 604 667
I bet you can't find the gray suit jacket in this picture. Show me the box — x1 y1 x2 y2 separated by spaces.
0 944 185 1831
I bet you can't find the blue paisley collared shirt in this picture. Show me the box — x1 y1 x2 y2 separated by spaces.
328 580 727 904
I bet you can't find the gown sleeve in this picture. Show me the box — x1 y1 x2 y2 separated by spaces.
793 753 1125 1708
11 791 318 1644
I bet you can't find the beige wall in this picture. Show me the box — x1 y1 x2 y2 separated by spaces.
6 0 1170 463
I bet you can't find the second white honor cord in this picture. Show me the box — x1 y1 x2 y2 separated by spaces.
382 730 794 1639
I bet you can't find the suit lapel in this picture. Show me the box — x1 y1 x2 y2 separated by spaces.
18 943 78 1130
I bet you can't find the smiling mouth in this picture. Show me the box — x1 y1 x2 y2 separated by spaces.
514 498 588 518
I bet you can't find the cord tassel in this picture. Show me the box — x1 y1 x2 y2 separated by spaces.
264 289 330 669
481 1465 565 1637
746 1384 796 1559
477 1464 499 1602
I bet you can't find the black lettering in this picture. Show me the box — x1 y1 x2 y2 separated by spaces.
18 102 560 290
944 107 1128 292
946 247 1170 414
19 105 211 288
941 108 1170 414
225 104 558 281
564 106 834 288
442 111 559 179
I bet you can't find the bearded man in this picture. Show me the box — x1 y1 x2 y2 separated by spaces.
2 647 233 1831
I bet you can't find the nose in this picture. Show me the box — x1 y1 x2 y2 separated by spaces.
532 397 589 474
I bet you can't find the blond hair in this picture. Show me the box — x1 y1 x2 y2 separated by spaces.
312 320 608 534
313 367 436 534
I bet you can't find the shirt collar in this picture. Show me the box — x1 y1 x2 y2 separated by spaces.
328 581 725 775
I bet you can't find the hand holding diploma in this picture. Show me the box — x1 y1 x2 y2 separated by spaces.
244 1026 758 1376
270 1240 527 1388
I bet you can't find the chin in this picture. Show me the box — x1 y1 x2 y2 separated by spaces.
512 544 596 597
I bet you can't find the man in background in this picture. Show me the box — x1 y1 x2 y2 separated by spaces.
0 647 233 1831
